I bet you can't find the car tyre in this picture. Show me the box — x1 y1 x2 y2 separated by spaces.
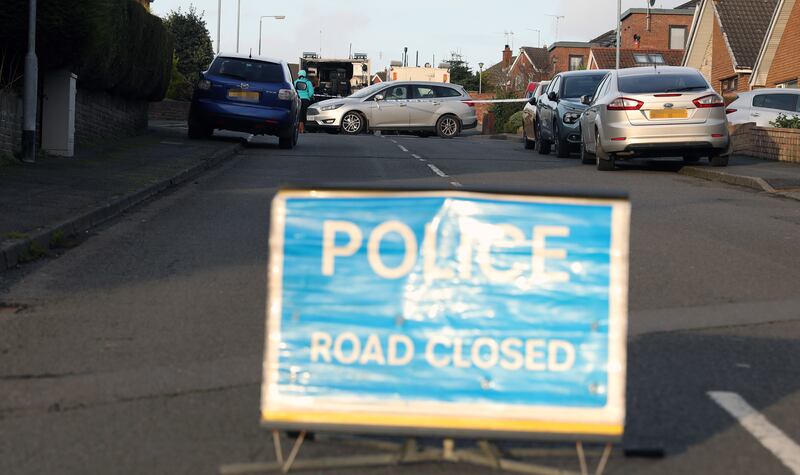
535 122 551 155
341 112 365 135
709 152 729 167
595 132 615 171
554 121 570 158
187 114 213 140
436 115 461 139
580 140 594 165
523 127 535 149
279 125 298 149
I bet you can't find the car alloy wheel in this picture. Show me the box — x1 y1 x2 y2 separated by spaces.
438 116 459 138
342 113 363 134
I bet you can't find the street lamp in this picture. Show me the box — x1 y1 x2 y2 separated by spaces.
478 62 484 94
259 15 286 56
22 0 37 163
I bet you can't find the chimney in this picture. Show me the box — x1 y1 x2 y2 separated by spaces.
502 45 513 67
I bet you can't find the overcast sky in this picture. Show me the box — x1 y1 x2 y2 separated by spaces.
151 0 693 71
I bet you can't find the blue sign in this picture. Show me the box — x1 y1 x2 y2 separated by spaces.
262 190 629 438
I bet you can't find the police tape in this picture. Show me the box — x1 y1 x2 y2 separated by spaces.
463 98 530 104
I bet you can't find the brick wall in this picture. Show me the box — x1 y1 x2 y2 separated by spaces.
148 99 191 121
711 17 750 95
730 122 800 163
0 90 22 157
766 0 800 87
620 12 694 50
549 47 590 76
466 92 496 126
75 88 148 149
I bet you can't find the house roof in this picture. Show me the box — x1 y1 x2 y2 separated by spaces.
750 0 798 87
483 57 516 87
621 7 696 20
590 29 618 47
676 0 700 8
547 42 593 52
519 47 550 71
714 0 779 70
590 48 684 69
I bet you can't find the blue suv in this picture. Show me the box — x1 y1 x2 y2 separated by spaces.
189 54 300 149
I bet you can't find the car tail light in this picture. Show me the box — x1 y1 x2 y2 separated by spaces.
278 89 295 101
725 108 737 114
197 79 211 91
464 101 476 107
693 94 724 108
611 137 626 141
607 97 643 111
711 133 724 138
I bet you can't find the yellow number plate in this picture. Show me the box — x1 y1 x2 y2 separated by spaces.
649 109 688 119
227 90 260 102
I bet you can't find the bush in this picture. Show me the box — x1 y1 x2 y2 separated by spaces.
166 54 193 101
504 111 523 133
770 113 800 129
0 0 173 101
491 90 524 132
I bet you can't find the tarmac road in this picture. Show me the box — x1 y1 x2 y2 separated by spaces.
1 131 799 474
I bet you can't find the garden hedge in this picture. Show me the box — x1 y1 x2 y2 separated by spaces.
0 0 173 100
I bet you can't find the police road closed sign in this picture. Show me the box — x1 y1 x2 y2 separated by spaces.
262 189 630 439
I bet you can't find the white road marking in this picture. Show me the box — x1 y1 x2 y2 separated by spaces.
450 181 463 187
398 145 409 152
709 391 800 474
427 164 448 178
418 158 426 162
160 141 184 145
412 154 422 159
390 139 397 144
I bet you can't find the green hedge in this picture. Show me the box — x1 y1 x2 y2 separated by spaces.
0 0 173 100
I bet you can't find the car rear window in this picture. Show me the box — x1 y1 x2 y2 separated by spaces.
618 72 708 94
433 86 462 98
209 58 285 83
752 93 800 112
562 75 606 99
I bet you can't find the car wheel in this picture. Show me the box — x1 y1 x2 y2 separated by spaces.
341 112 365 135
523 127 535 149
580 140 594 165
279 126 297 149
709 152 729 167
595 131 615 171
436 115 461 139
535 122 551 155
187 114 213 140
554 121 570 158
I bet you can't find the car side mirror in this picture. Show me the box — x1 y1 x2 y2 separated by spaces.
581 95 592 105
375 94 385 101
295 82 308 91
529 96 537 105
548 91 559 102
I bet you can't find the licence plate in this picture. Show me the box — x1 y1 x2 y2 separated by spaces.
649 109 688 119
227 89 260 102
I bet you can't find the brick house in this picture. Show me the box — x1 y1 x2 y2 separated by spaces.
588 48 684 70
750 0 800 89
617 3 696 50
684 0 780 95
547 42 593 75
507 47 550 92
482 45 516 91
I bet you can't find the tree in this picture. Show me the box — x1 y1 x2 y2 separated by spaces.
446 55 480 91
163 6 214 83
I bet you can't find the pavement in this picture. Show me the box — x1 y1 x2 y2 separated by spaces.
0 121 248 270
1 129 800 474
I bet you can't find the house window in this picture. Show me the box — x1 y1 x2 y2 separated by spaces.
669 26 687 50
777 79 799 89
721 77 738 93
569 55 584 71
633 53 666 65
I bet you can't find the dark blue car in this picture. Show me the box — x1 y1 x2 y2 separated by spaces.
189 54 300 149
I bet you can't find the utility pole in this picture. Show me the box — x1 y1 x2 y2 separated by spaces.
22 0 37 163
616 0 621 69
236 0 241 53
478 62 484 94
216 0 221 54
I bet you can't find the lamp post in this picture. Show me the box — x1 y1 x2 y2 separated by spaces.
22 0 37 163
259 15 286 56
216 0 221 54
478 62 484 94
616 0 621 69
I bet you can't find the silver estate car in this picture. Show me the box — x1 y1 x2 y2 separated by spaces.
579 66 730 171
306 81 478 138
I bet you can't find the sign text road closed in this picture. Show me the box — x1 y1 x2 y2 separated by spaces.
262 189 630 439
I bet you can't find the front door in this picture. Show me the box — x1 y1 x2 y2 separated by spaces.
408 85 439 128
370 85 410 128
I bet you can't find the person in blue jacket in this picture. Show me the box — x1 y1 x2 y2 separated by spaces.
294 70 315 133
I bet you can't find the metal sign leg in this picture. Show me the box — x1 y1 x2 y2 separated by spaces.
576 441 614 475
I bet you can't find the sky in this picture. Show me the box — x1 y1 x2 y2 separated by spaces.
151 0 693 72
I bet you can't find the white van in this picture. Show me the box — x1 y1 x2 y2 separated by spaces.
726 88 800 127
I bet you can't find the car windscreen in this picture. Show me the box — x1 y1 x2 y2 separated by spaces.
349 83 386 99
209 58 285 83
618 72 709 94
561 75 607 99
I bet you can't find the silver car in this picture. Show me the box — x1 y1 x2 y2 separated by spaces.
306 81 478 138
579 66 730 171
